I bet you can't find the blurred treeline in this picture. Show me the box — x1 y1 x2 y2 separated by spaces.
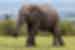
0 15 75 36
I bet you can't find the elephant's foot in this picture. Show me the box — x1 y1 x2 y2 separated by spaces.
26 42 36 47
52 42 59 47
26 40 36 47
52 41 65 47
59 41 65 46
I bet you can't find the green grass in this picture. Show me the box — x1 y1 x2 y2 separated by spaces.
0 36 75 50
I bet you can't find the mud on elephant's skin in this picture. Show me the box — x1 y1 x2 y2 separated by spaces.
13 4 64 47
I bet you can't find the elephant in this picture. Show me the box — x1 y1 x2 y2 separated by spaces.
13 4 64 47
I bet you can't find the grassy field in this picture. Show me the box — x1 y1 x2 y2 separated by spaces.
0 36 75 50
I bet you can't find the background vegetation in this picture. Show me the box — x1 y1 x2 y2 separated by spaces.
0 15 75 36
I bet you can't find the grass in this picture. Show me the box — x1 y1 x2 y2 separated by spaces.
0 36 75 50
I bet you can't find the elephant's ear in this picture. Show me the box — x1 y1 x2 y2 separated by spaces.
18 5 26 16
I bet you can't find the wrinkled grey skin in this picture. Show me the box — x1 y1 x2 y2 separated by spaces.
13 4 64 47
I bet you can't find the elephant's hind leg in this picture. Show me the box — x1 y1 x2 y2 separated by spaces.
49 26 64 46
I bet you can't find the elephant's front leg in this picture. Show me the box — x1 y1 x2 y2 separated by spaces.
26 23 38 47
